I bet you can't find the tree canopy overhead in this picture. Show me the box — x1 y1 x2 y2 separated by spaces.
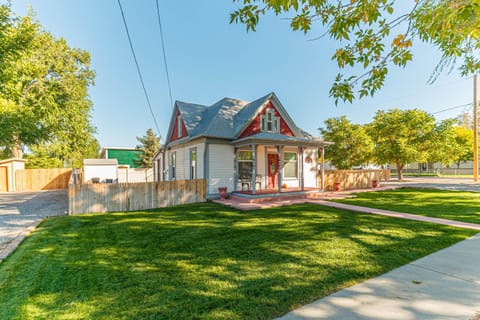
0 3 98 166
231 0 480 103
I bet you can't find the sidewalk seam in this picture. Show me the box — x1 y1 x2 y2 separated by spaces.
409 263 480 285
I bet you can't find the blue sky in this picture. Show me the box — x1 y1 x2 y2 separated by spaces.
11 0 475 148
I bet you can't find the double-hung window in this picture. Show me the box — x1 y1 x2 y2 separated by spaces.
171 152 176 180
261 108 280 133
284 152 298 178
190 148 197 180
238 151 253 178
177 115 183 138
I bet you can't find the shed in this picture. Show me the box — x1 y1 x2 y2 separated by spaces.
83 159 118 183
0 158 26 192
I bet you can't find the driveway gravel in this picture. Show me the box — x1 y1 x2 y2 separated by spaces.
0 190 67 261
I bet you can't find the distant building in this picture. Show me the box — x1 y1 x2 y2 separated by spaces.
100 147 143 168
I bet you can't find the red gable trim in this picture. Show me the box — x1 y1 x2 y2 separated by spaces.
238 101 295 139
170 110 188 142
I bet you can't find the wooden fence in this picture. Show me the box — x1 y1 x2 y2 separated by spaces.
319 169 390 191
15 168 72 192
68 179 207 215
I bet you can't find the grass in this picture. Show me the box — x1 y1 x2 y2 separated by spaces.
0 202 476 320
337 188 480 224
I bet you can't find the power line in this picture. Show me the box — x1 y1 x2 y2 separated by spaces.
117 0 161 136
431 103 472 115
155 0 174 108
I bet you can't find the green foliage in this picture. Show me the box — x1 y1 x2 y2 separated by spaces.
320 116 374 169
0 3 97 166
0 203 475 319
134 128 160 168
367 108 454 179
231 0 480 103
452 126 474 168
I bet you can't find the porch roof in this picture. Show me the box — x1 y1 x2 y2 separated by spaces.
231 132 333 148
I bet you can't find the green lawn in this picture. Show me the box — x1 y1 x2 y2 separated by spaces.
337 188 480 224
0 203 476 320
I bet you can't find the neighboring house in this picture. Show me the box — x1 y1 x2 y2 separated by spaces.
153 92 332 197
100 147 143 168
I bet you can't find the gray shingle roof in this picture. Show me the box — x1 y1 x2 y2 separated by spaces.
169 92 318 145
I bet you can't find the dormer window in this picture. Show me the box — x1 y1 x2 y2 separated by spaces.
177 115 183 138
261 108 279 133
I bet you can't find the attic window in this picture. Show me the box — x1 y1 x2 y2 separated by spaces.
177 115 183 138
260 108 279 133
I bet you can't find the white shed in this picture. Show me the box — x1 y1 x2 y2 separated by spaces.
83 159 118 183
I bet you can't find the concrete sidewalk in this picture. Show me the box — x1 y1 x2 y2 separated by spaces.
278 233 480 320
311 200 480 231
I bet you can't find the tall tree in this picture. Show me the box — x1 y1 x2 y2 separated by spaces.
231 0 480 103
135 129 160 168
320 116 374 169
368 108 438 180
451 126 474 168
0 3 97 166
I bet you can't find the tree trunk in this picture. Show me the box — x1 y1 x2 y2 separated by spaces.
11 135 23 159
396 162 404 181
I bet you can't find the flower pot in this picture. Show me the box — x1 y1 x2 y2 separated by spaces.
218 187 228 200
333 182 340 192
371 179 378 188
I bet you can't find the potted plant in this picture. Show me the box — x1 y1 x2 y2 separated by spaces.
218 187 228 200
371 179 378 188
333 182 340 191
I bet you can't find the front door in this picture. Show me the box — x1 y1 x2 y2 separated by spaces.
267 154 278 189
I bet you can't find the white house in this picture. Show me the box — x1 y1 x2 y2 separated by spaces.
153 92 332 197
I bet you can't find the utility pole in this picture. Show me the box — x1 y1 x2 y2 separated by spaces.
474 74 478 182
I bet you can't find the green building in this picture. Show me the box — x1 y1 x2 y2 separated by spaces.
100 147 143 168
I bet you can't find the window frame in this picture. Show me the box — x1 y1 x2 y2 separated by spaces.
237 150 253 178
177 115 183 138
261 108 280 133
171 152 176 180
283 151 298 179
190 148 197 180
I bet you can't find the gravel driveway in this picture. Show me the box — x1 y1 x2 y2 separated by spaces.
0 190 67 259
383 177 480 192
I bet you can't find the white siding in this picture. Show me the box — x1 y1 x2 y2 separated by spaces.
208 144 234 195
303 148 318 188
160 142 206 181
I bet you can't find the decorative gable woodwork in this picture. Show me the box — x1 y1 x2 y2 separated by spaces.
170 110 188 142
238 102 295 139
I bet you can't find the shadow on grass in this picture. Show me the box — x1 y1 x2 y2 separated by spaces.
0 202 476 319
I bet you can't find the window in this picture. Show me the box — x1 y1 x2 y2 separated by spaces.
171 152 176 179
260 108 279 133
190 148 197 180
177 115 183 138
284 152 297 178
237 150 253 178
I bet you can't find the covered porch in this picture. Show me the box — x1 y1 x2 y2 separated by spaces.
231 133 332 196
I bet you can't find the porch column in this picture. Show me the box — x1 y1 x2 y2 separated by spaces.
321 147 325 191
251 144 257 194
277 145 283 193
233 147 238 191
300 146 304 191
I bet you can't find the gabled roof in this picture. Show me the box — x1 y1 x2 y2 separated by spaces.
165 92 314 146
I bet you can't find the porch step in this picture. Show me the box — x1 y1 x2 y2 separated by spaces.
229 193 307 204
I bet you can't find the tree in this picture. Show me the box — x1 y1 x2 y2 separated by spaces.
368 108 440 180
451 126 474 168
425 118 458 165
231 0 480 103
319 116 374 169
135 129 160 168
0 3 97 166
